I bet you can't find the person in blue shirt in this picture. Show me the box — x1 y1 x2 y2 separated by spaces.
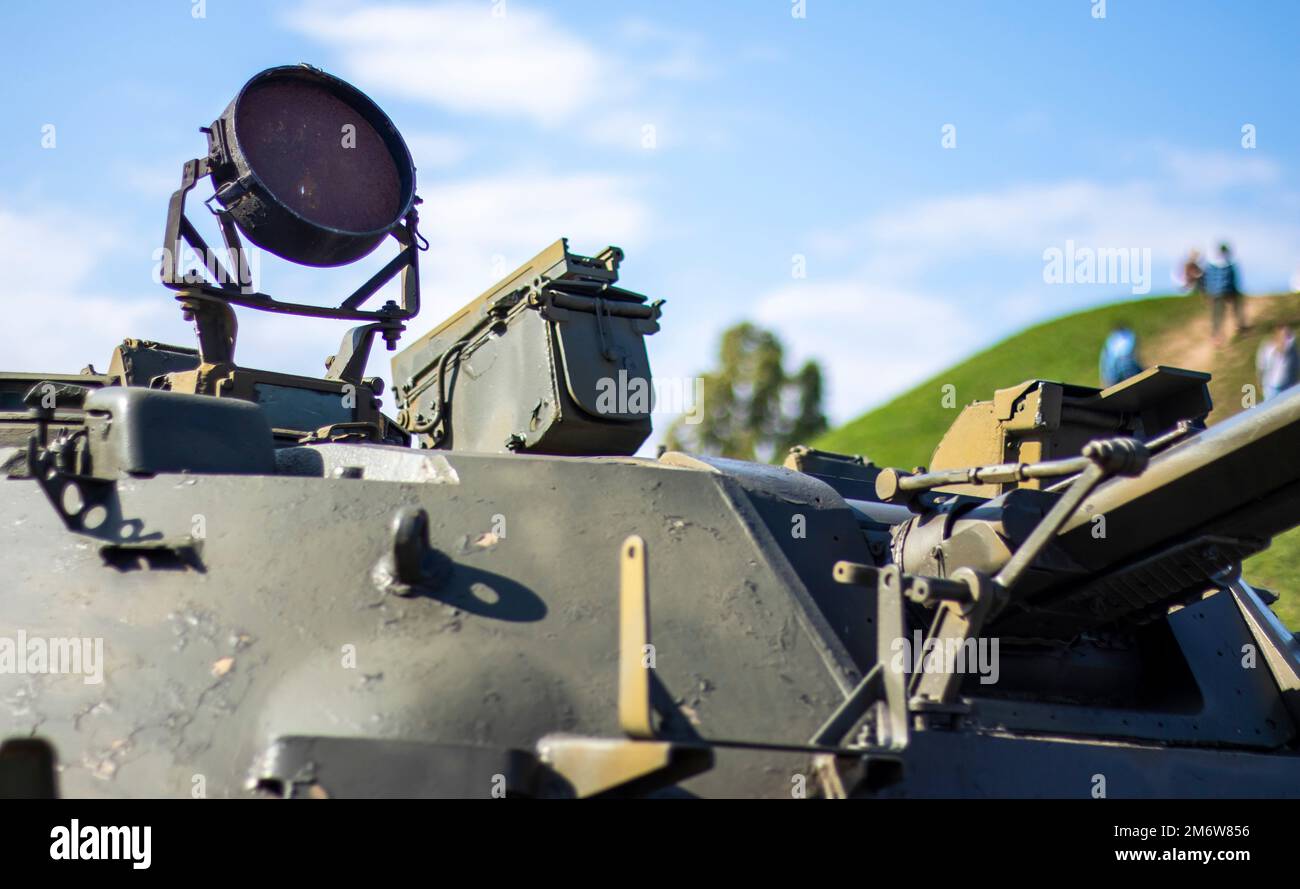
1203 242 1248 344
1257 325 1299 401
1099 324 1143 387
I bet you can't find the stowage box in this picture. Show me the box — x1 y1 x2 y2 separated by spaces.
391 239 662 455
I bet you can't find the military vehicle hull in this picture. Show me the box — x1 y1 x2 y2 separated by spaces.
5 441 1300 798
6 63 1300 800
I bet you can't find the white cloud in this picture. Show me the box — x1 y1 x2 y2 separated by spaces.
769 167 1300 423
583 110 671 151
754 279 973 423
286 2 714 150
119 162 182 202
0 202 322 379
0 159 653 387
0 206 187 374
287 1 617 126
192 168 653 378
823 179 1300 285
403 132 471 169
1159 147 1281 192
617 17 714 81
396 169 651 341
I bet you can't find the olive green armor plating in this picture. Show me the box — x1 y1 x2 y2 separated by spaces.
4 65 1300 798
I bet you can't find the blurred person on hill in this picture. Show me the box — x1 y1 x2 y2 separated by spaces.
1204 242 1248 344
1180 248 1205 295
1257 324 1299 402
1099 324 1143 387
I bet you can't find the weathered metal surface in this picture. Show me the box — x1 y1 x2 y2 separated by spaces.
7 62 1300 799
0 450 861 797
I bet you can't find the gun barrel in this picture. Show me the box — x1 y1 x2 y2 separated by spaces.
1054 383 1300 570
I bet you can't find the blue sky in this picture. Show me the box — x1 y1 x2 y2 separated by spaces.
3 0 1298 435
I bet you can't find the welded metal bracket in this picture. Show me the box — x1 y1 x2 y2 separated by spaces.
519 535 713 798
535 734 711 798
619 534 655 738
820 562 911 750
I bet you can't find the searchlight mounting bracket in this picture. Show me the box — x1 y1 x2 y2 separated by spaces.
160 149 423 387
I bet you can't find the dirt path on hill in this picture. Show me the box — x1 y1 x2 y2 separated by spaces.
1146 300 1218 376
1146 294 1300 424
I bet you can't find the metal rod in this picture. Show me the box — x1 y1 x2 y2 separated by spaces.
619 535 654 739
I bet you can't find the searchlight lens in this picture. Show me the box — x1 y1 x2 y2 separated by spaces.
210 65 416 267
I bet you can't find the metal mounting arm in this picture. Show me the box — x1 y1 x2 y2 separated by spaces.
160 156 422 365
835 437 1151 717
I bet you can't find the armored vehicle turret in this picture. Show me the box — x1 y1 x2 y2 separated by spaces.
4 65 1300 798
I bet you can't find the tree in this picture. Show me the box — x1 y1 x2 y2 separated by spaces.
664 322 828 462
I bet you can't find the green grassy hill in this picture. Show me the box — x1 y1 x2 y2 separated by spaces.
814 291 1300 627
